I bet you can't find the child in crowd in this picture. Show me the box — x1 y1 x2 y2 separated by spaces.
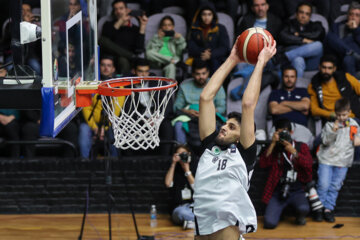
316 97 360 222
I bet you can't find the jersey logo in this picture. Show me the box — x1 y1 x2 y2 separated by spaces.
212 156 219 164
211 146 221 155
229 144 236 153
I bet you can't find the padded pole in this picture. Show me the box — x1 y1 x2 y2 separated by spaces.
10 0 24 65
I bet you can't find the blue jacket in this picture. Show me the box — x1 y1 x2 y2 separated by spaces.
326 19 360 55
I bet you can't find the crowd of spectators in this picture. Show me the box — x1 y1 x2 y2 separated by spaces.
1 0 360 230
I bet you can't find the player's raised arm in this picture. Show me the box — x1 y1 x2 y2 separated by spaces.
199 39 242 140
240 39 277 149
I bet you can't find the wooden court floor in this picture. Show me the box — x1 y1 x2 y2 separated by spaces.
0 214 359 240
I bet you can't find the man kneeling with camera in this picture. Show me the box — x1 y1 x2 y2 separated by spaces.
165 145 198 229
259 118 313 229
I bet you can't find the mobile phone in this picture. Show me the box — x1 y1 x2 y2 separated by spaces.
164 30 175 37
129 9 143 18
332 224 344 228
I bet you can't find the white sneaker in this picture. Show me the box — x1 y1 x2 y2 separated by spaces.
183 220 195 229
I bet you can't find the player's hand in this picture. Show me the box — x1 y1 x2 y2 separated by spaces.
229 36 242 64
0 115 15 125
257 38 277 65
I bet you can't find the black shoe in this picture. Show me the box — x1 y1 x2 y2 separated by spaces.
295 216 306 225
324 210 335 223
313 210 324 222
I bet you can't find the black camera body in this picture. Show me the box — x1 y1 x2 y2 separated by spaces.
279 130 292 142
163 30 175 37
179 152 191 163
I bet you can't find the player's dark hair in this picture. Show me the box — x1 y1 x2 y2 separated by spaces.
192 59 209 73
227 111 257 132
274 118 292 131
335 97 351 113
320 54 337 67
296 1 312 14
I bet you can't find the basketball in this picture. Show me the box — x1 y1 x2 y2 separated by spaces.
237 27 274 65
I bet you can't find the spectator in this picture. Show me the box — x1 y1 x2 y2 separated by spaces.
316 98 360 222
277 2 325 78
21 111 78 158
268 66 310 127
308 54 360 122
172 60 226 146
238 0 282 40
259 118 313 229
0 67 20 158
78 56 124 158
187 2 230 73
325 2 360 77
164 144 198 229
99 0 148 74
146 15 187 80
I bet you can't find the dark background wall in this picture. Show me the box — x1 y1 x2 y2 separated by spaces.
0 156 359 216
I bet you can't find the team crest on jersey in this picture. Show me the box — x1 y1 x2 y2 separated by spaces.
212 156 219 163
211 146 221 155
229 144 236 153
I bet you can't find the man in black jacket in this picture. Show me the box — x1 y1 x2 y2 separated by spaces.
278 2 325 78
99 0 148 74
237 0 282 40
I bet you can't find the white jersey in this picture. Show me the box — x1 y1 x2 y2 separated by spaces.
193 132 257 235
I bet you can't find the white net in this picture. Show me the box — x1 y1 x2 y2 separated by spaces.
100 77 177 150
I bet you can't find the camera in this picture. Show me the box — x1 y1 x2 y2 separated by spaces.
163 30 175 37
179 152 191 163
306 181 323 212
279 130 292 142
129 9 143 17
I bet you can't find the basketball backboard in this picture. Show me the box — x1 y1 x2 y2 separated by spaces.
40 0 98 137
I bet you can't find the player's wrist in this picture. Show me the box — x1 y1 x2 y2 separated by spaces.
184 171 192 177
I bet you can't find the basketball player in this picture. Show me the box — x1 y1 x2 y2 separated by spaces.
193 38 276 239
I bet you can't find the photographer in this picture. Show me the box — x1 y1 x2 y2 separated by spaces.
259 118 313 229
164 144 198 229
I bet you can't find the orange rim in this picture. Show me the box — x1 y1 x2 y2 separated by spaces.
97 77 177 96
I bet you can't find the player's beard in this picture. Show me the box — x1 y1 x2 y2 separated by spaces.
215 134 234 148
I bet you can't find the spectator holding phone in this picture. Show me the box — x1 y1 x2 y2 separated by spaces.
165 144 198 229
146 15 187 80
99 0 148 74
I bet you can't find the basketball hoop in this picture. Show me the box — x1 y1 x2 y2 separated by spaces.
97 77 177 150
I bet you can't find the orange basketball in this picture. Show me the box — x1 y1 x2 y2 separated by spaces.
237 27 274 65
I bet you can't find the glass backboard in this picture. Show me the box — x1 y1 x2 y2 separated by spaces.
40 0 97 137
